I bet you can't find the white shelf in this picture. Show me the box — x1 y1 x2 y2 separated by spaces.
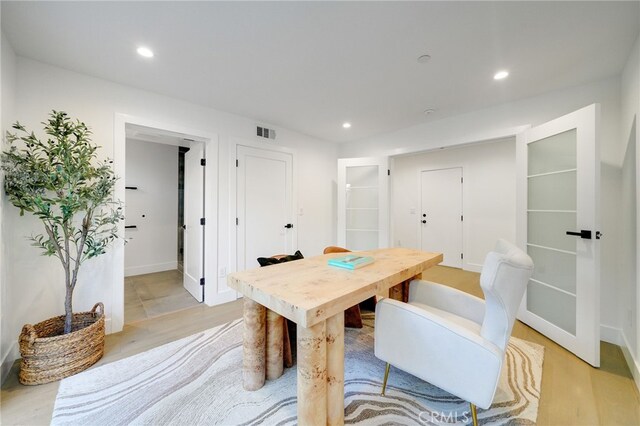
527 209 576 213
527 168 577 179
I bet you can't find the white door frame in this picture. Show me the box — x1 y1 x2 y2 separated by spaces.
418 166 463 268
113 113 219 333
228 138 297 286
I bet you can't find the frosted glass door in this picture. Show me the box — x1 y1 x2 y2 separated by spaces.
526 130 577 334
338 157 389 250
516 104 600 367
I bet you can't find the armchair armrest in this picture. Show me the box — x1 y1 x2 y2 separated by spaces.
374 298 502 409
409 279 485 325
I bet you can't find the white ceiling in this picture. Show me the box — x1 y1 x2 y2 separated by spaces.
2 1 639 143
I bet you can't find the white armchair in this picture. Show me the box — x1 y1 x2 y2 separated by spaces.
374 239 533 425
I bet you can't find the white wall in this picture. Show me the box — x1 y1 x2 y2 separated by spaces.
620 33 640 389
1 56 338 367
391 138 515 272
339 76 623 335
0 31 17 383
124 139 179 276
621 124 636 353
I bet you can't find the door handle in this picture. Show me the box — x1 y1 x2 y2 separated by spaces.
284 223 293 229
566 230 592 239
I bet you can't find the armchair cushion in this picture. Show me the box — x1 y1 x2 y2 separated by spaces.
408 279 485 326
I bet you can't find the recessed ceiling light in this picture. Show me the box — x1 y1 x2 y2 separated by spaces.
342 122 352 129
423 108 436 115
137 46 154 58
417 54 431 64
494 70 509 80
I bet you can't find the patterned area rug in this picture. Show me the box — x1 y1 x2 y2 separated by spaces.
52 313 544 425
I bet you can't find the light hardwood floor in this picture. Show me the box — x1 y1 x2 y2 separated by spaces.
1 266 639 425
125 269 201 323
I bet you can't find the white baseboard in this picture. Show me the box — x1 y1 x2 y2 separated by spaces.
600 324 623 346
620 330 640 392
125 261 178 277
464 262 483 273
1 341 17 385
206 289 238 306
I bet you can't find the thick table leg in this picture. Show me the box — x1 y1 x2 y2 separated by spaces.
326 312 345 426
389 282 405 301
390 273 423 302
297 321 327 425
266 309 284 380
243 299 266 391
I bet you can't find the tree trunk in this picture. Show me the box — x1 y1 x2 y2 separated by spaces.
64 285 73 334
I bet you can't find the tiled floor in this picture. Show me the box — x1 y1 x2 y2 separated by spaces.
125 269 201 324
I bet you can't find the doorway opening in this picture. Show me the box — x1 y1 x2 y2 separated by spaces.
123 124 206 324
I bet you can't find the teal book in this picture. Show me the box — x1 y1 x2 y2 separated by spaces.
328 254 375 270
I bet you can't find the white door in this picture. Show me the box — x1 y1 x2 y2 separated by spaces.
420 168 463 268
337 157 389 250
183 143 205 302
516 104 600 367
237 146 293 271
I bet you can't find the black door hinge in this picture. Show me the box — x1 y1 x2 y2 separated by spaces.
387 169 390 176
461 177 463 184
461 215 463 221
236 217 239 226
461 253 464 259
201 158 206 166
236 159 239 167
200 218 206 225
200 278 205 286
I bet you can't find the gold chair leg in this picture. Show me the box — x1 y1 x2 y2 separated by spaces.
470 403 478 426
381 363 391 396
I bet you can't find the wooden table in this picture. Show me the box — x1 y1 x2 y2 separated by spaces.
227 248 442 425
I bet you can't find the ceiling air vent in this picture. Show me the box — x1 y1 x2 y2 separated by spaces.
256 126 276 140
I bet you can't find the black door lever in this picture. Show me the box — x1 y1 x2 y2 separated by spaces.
566 230 592 239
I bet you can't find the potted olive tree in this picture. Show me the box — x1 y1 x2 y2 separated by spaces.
1 110 123 385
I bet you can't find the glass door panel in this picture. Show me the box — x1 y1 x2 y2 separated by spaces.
527 211 576 252
527 244 576 294
528 129 577 174
528 171 577 211
346 209 379 230
346 187 379 209
527 280 577 335
346 165 378 187
346 230 379 251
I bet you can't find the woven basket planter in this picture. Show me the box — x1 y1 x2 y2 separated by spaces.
18 302 105 385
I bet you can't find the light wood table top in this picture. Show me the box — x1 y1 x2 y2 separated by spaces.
228 247 442 328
